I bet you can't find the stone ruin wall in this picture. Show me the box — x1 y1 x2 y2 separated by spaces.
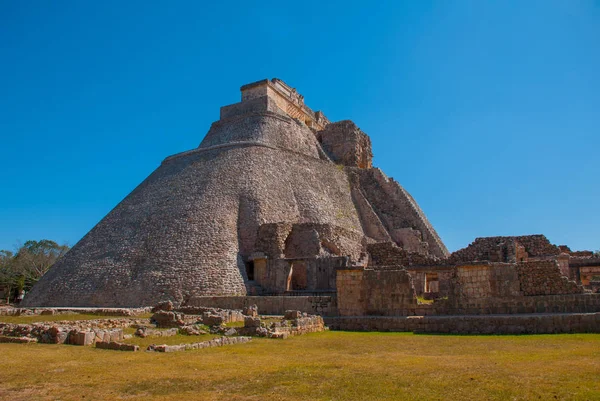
326 313 600 334
336 267 417 316
448 263 522 300
515 260 584 296
366 242 440 267
184 295 338 316
407 266 454 298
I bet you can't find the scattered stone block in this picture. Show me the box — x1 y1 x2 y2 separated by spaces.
96 341 139 351
224 328 237 336
284 310 302 320
69 330 95 346
151 311 185 327
0 335 37 343
151 300 174 312
244 316 261 328
202 313 224 326
242 304 258 317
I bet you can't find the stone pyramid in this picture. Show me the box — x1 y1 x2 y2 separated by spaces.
24 79 448 307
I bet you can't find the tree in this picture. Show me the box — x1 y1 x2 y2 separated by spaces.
0 250 17 303
12 240 69 290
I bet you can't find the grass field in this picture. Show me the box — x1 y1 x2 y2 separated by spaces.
1 331 599 401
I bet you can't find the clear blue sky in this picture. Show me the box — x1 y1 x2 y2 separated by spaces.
1 1 598 253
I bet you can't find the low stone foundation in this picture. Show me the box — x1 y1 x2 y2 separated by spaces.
325 312 600 334
148 336 252 352
0 319 139 345
0 335 38 343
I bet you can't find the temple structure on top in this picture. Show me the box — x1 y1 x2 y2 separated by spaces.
221 78 330 130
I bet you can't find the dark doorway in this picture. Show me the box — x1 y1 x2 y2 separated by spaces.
246 261 255 281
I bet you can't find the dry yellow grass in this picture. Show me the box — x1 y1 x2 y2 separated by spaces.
1 331 599 401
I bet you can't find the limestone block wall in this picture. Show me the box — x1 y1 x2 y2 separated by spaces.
335 269 365 316
185 295 338 316
364 269 418 315
452 265 494 299
336 267 417 316
325 313 600 334
516 260 584 296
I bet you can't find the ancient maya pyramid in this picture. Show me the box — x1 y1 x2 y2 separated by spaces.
24 79 449 307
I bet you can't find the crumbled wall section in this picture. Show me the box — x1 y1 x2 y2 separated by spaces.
354 168 449 258
450 235 560 264
367 242 440 267
516 260 584 296
317 120 372 168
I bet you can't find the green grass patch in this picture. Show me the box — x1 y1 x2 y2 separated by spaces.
0 331 599 400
